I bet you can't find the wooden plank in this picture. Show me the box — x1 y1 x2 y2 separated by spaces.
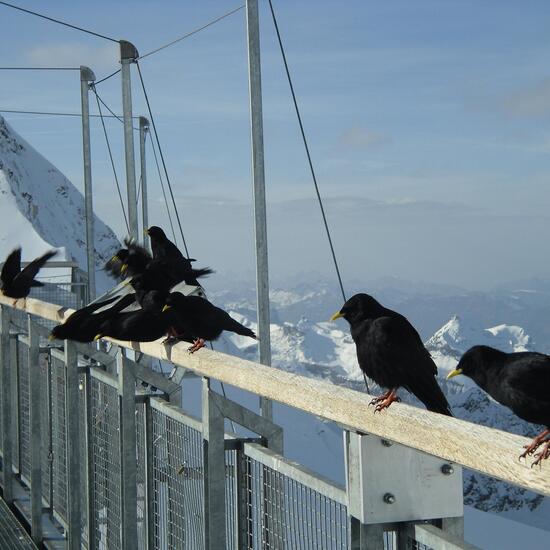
2 294 549 496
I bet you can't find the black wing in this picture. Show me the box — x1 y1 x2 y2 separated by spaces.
18 250 57 284
1 248 21 287
505 355 550 405
373 316 451 415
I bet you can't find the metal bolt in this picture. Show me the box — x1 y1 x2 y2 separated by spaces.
383 493 396 504
441 464 454 475
381 439 393 447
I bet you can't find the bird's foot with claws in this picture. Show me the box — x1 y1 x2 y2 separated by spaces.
187 338 205 354
531 440 550 468
519 429 550 461
373 390 400 413
369 390 392 407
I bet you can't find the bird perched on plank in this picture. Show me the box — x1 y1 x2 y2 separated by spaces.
105 238 150 281
146 226 213 286
94 290 174 342
447 345 550 467
106 234 213 289
1 247 57 306
331 293 452 416
49 294 136 343
163 292 257 353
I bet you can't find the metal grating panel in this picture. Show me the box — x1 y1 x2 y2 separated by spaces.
136 403 147 550
17 341 30 483
225 448 237 550
245 455 348 550
0 496 38 549
39 352 51 507
90 376 121 550
50 355 67 524
152 408 204 549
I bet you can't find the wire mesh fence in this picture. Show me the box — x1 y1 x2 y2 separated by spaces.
17 340 30 483
50 354 67 525
151 405 205 549
243 453 349 550
90 374 122 549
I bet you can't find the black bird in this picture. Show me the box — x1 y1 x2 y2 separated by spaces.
447 345 550 466
146 226 213 286
49 294 136 343
94 291 174 342
331 293 452 415
105 238 150 281
1 247 57 305
163 291 257 352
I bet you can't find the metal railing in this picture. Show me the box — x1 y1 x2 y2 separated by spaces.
0 295 547 549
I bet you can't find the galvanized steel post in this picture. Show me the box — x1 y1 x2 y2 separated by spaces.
202 378 226 549
118 353 138 549
139 116 150 245
83 367 97 549
120 40 140 242
64 341 81 549
27 317 42 543
0 306 13 503
246 0 273 421
80 66 96 300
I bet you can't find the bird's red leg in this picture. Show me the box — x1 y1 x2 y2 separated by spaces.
531 440 550 468
187 338 205 354
374 388 401 413
519 429 550 460
369 389 392 406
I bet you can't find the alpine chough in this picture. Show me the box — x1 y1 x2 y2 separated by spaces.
163 291 257 353
1 247 57 305
447 345 550 466
331 293 452 415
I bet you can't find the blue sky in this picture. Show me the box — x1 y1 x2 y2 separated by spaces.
2 1 550 289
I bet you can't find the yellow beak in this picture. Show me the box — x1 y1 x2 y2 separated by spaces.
446 368 463 380
162 305 171 312
48 334 55 341
330 311 344 321
120 264 128 274
93 334 103 341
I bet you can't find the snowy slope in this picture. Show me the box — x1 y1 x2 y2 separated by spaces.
0 116 120 291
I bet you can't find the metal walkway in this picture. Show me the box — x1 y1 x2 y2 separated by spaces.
0 496 37 549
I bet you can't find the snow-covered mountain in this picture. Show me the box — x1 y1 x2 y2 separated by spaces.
0 116 120 291
208 284 549 531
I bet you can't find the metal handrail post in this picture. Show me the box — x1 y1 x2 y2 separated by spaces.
120 40 140 241
202 378 226 549
139 116 150 245
0 306 13 502
65 341 81 549
118 353 138 548
245 0 273 421
80 66 96 300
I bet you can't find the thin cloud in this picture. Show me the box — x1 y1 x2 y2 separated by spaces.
500 77 550 118
25 42 119 73
335 126 391 151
